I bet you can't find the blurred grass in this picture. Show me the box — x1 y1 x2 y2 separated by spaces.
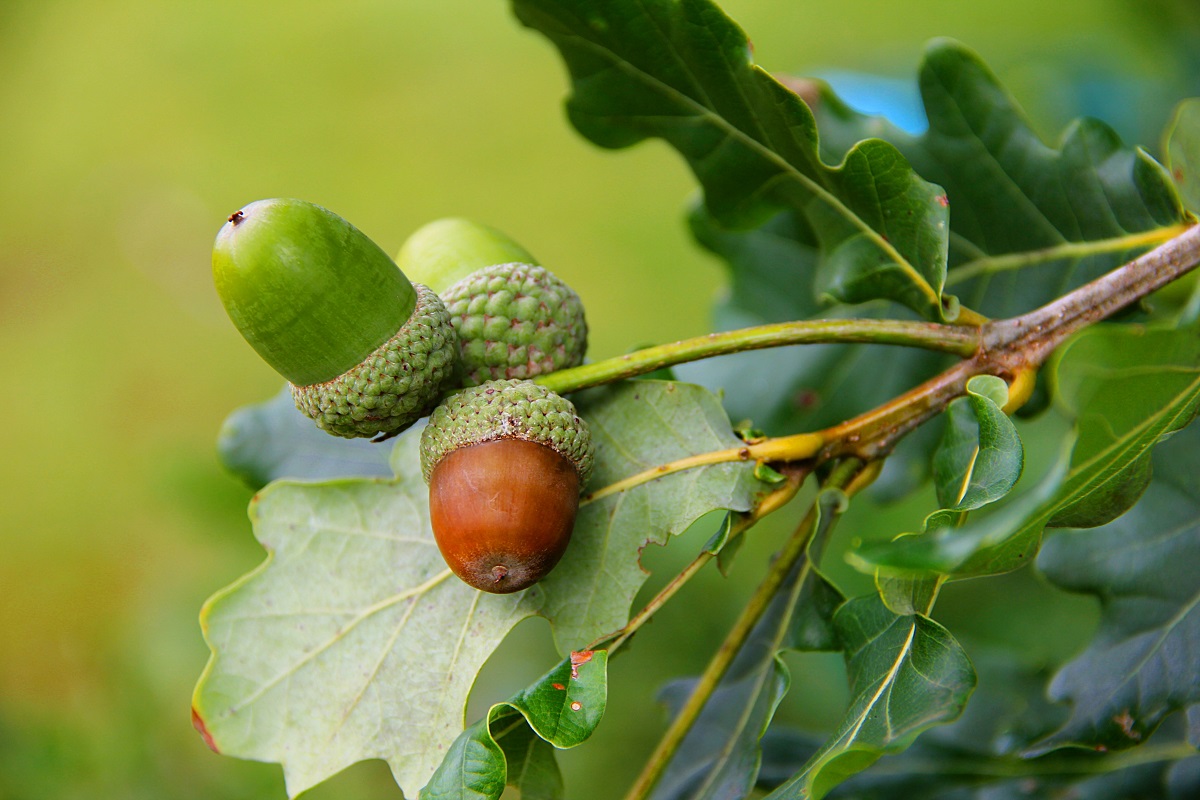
0 0 1194 797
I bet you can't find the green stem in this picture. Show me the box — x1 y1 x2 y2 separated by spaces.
536 319 979 395
946 224 1190 287
822 222 1200 462
622 460 865 800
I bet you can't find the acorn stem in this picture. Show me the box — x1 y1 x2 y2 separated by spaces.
535 318 979 395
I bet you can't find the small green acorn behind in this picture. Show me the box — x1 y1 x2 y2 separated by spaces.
399 218 588 387
213 199 459 439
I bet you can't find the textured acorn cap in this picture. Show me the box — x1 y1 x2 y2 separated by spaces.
419 379 594 485
442 263 587 387
292 283 459 439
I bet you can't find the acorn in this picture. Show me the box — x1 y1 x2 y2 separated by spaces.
419 379 594 593
398 218 588 387
213 198 459 439
397 216 538 295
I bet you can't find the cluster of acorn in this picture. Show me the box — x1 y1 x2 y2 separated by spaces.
213 199 593 593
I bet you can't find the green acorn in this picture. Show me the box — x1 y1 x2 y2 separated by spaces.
420 379 594 593
213 198 459 439
397 217 538 294
398 218 588 387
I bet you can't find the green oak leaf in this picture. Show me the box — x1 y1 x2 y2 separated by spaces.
192 431 542 798
684 40 1185 465
765 594 976 800
1029 424 1200 755
759 738 1193 799
855 375 1023 594
874 573 940 618
421 651 607 800
651 491 846 800
931 375 1023 512
1049 323 1200 527
194 381 765 797
512 0 952 321
853 324 1200 578
538 381 770 653
858 450 1069 581
1165 98 1200 215
217 385 394 489
814 40 1186 321
756 653 1071 797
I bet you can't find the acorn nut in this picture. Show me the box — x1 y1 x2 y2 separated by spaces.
399 218 588 387
213 199 459 439
419 379 594 593
397 217 538 295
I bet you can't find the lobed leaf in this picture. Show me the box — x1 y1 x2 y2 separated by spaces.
682 40 1187 457
765 594 976 799
537 381 770 653
1049 324 1200 526
755 654 1073 797
512 0 952 320
815 40 1186 320
194 380 765 796
193 432 542 798
1030 424 1200 755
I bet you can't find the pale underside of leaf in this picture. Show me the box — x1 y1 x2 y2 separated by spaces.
537 381 768 653
195 381 766 797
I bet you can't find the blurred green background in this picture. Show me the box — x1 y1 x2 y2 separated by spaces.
1 1 1195 797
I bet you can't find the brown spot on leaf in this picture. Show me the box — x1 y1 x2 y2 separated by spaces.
192 707 219 753
936 195 950 207
552 682 566 691
570 650 594 679
792 389 820 410
1113 710 1141 740
570 701 583 711
227 209 246 225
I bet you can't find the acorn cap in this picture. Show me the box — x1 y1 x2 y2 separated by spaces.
442 263 588 387
292 283 458 438
397 217 538 295
419 379 594 485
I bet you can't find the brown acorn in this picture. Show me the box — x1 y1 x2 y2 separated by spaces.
419 380 594 593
